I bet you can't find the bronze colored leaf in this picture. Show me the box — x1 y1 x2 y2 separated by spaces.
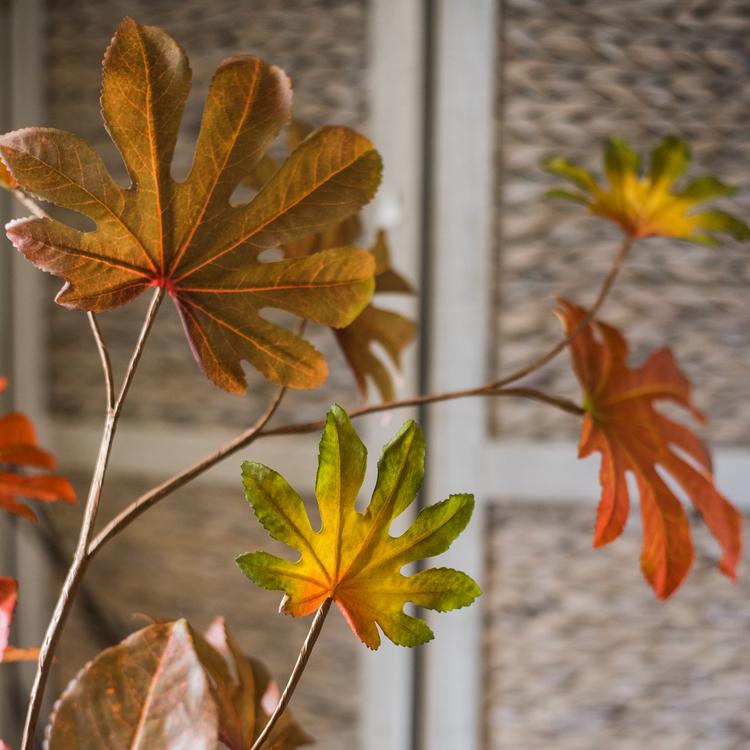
203 617 312 749
46 620 219 749
246 121 417 401
1 18 381 392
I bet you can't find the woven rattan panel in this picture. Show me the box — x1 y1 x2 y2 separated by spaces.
43 0 369 427
494 0 750 445
485 502 750 749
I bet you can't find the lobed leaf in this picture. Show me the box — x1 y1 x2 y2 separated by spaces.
203 617 312 749
1 18 382 393
558 299 742 598
546 136 750 243
0 379 75 522
237 405 480 649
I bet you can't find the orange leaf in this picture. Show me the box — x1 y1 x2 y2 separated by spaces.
0 577 38 664
0 577 17 659
557 299 742 598
0 379 76 522
1 19 381 393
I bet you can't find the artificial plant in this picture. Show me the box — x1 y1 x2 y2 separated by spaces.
0 17 746 749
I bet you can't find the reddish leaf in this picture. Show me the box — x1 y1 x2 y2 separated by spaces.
0 379 75 522
0 577 17 659
558 299 742 598
203 617 312 749
1 18 381 393
46 620 219 749
0 576 39 664
0 740 11 750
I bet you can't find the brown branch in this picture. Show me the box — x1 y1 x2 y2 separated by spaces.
20 288 164 750
88 384 580 557
87 313 115 411
251 598 332 750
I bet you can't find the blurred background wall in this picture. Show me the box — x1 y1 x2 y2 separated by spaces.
1 1 750 749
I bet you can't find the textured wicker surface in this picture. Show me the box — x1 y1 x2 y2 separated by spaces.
493 0 750 445
43 0 370 428
485 502 750 749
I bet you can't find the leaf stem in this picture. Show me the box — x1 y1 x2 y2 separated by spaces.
87 313 115 411
20 287 163 750
250 598 332 750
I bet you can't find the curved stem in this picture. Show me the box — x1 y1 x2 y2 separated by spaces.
490 235 633 389
11 188 115 411
88 385 580 556
251 599 332 750
87 313 115 411
20 288 163 750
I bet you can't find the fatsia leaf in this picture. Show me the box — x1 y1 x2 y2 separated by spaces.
203 617 312 749
237 405 480 649
557 299 742 598
0 378 75 522
0 18 381 393
545 136 750 243
246 122 417 401
0 577 40 664
46 620 219 749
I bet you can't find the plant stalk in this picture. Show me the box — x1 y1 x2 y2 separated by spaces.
20 287 163 750
251 598 332 750
87 385 581 557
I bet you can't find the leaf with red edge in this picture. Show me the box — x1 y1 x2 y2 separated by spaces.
0 158 16 190
0 576 39 664
0 378 75 522
557 299 742 598
202 617 312 749
0 18 380 393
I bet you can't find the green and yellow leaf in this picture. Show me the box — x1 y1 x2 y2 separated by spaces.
237 405 480 650
545 136 750 243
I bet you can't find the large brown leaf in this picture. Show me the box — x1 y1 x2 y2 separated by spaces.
0 378 75 522
203 617 312 750
558 299 742 598
46 620 219 749
0 18 381 392
248 120 416 401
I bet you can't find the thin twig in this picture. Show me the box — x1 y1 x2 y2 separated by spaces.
490 235 633 389
87 384 580 557
251 599 332 750
20 288 164 750
11 188 116 414
87 314 115 411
